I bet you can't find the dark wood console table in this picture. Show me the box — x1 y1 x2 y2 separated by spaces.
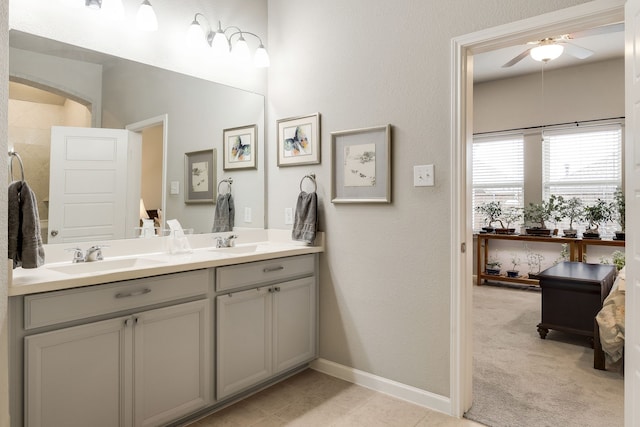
535 261 616 370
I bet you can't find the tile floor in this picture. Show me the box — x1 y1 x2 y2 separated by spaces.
189 369 484 427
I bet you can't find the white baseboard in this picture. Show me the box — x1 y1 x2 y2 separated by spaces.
310 358 451 415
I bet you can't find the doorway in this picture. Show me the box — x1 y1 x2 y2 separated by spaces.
449 0 625 419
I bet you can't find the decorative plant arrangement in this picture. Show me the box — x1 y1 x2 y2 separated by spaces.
485 253 502 275
600 250 626 271
582 198 613 239
523 199 554 236
611 187 625 240
507 252 521 278
524 244 545 278
475 201 503 233
556 196 583 238
498 207 522 235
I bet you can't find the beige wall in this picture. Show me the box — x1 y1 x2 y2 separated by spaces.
267 0 591 396
141 125 163 212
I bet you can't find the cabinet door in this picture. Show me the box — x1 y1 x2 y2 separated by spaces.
25 316 133 427
273 277 317 374
133 299 211 427
217 288 272 399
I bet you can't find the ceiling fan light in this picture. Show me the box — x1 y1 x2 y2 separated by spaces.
530 44 564 62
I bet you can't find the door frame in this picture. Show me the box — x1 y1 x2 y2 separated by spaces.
449 0 625 417
126 114 168 232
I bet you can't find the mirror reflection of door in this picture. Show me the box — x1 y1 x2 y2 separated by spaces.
49 126 141 243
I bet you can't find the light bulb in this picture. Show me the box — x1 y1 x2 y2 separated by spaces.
232 36 251 64
254 44 270 68
187 20 208 49
212 30 230 57
530 43 564 62
136 0 158 32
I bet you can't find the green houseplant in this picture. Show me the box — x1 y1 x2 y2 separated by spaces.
611 187 625 240
485 253 502 275
475 201 502 233
506 252 521 278
523 197 558 236
557 196 583 238
582 198 613 239
496 207 522 235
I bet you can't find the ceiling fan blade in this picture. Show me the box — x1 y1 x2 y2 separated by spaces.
568 22 623 39
502 48 532 68
563 42 594 59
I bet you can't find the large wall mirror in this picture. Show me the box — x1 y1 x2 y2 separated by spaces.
8 30 266 244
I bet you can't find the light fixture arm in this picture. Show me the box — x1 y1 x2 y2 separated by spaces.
228 30 264 47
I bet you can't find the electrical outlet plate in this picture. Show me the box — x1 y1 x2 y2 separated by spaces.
414 164 434 187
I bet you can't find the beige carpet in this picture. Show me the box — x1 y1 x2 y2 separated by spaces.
464 284 624 427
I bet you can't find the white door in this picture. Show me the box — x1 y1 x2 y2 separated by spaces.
273 277 316 374
24 316 133 427
48 126 141 243
625 2 640 426
133 300 211 427
216 288 272 399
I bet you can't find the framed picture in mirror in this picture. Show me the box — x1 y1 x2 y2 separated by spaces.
185 149 216 203
331 124 391 203
277 113 321 166
223 124 257 170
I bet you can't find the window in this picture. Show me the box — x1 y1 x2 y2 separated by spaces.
542 124 622 232
472 134 524 230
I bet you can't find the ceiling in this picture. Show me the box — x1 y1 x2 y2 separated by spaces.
473 23 625 83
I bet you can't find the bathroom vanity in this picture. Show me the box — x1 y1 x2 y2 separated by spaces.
7 231 323 427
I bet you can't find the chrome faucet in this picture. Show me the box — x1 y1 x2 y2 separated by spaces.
66 245 107 263
215 234 238 248
84 245 105 262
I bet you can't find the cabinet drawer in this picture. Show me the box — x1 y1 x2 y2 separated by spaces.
24 269 210 330
216 254 314 292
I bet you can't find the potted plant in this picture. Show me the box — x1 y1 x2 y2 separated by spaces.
612 250 625 271
546 195 565 236
611 187 625 240
506 252 521 278
523 200 553 236
525 245 545 278
582 198 613 239
557 197 583 238
475 201 502 233
495 207 522 234
485 253 502 275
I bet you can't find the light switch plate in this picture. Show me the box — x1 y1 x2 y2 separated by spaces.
170 181 180 194
244 207 252 223
414 164 434 187
285 207 293 225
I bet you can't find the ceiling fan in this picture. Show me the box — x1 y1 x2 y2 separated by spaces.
502 22 624 68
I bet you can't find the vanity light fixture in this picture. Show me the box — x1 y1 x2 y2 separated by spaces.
85 0 102 9
136 0 158 32
186 13 270 67
530 41 564 63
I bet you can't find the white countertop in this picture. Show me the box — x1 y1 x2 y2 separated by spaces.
9 229 324 296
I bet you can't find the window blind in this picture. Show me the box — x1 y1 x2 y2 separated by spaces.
542 124 622 232
472 135 524 230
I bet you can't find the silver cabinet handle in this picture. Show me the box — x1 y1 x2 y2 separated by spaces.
115 288 152 299
263 266 284 273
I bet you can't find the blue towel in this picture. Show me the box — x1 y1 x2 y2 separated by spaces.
292 191 318 244
212 193 235 232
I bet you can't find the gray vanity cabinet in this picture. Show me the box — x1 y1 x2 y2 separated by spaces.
216 255 317 400
13 269 213 427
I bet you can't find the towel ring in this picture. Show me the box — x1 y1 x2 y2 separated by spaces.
8 150 25 182
217 178 233 195
300 173 317 193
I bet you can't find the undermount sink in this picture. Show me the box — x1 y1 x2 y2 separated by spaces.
48 257 166 275
209 244 260 254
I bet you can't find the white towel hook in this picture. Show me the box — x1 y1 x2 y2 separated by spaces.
300 173 317 193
